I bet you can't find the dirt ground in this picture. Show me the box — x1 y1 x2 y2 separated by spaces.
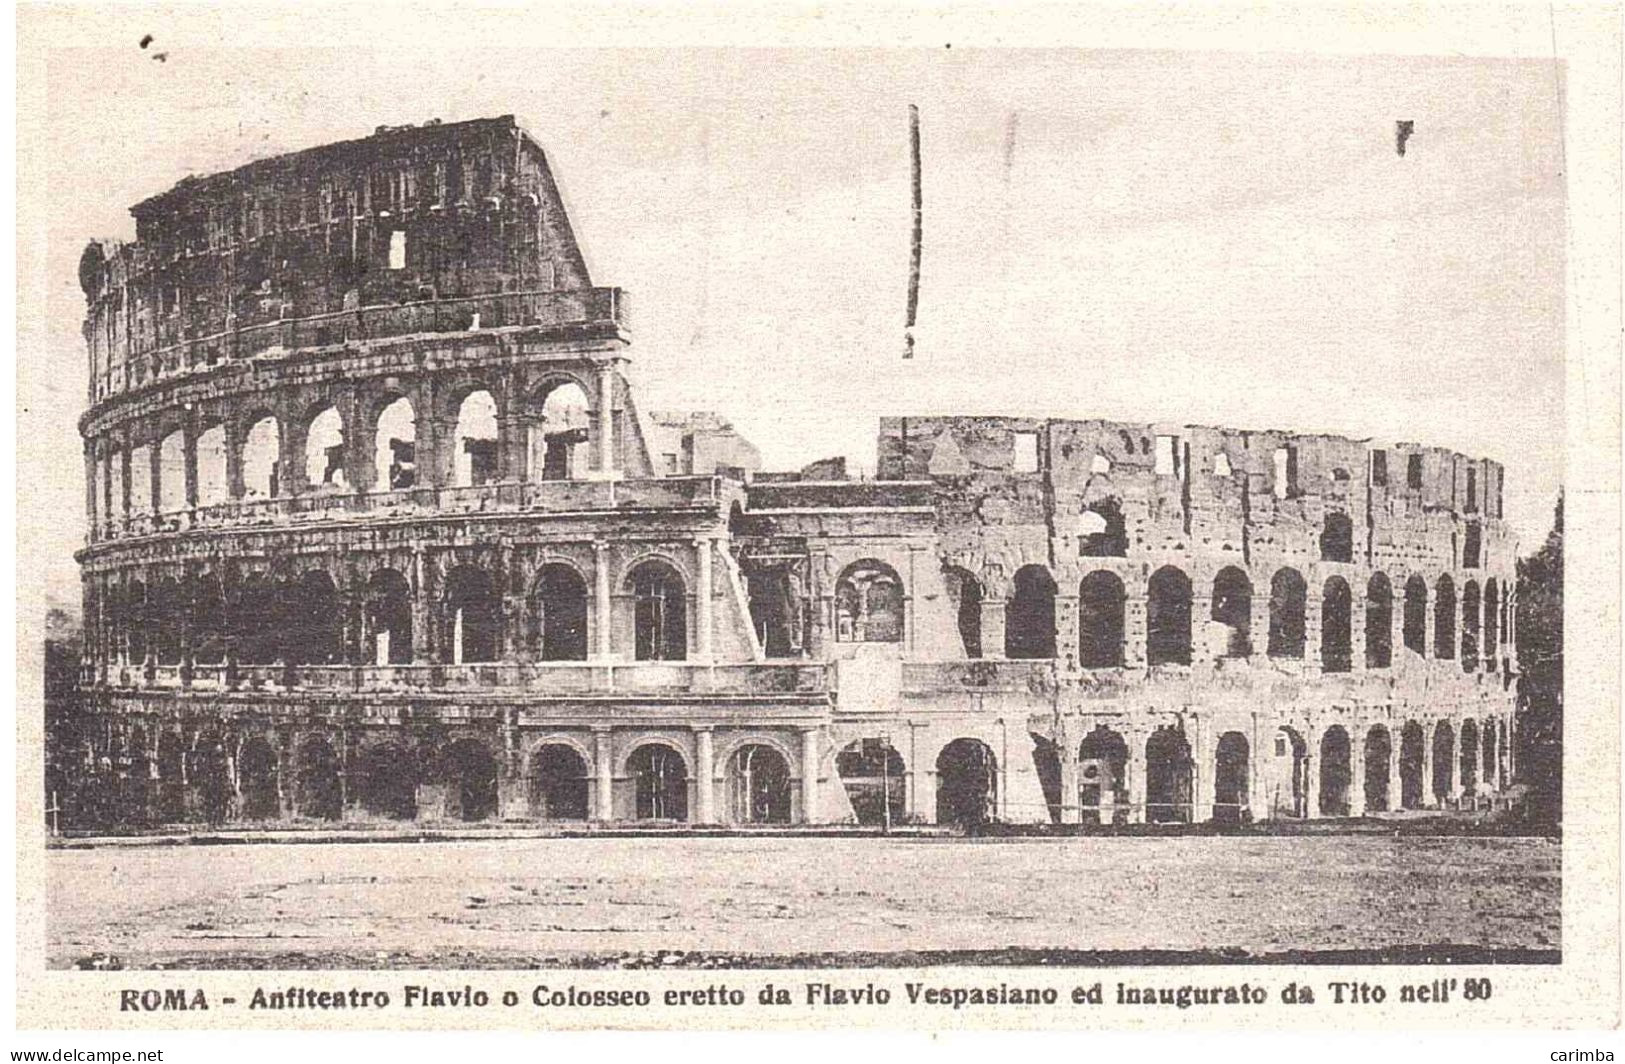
45 834 1560 969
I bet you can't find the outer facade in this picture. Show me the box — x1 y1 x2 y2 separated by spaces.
68 117 1519 829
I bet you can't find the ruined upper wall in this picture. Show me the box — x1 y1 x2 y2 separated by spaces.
79 116 593 406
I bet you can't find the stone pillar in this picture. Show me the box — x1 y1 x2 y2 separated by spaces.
593 541 613 659
183 423 199 510
593 728 614 822
693 727 715 824
1348 724 1366 816
1386 729 1400 812
800 727 820 825
225 420 245 500
596 363 616 476
980 599 1007 660
1058 735 1080 825
1449 716 1466 801
1193 719 1215 822
1420 721 1435 806
695 537 714 662
1349 586 1366 670
278 413 305 496
411 545 432 665
1124 593 1148 668
1054 592 1079 670
1305 589 1323 672
1125 731 1146 824
1305 727 1321 818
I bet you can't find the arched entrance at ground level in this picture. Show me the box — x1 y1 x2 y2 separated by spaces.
1266 727 1309 818
935 738 997 828
1078 726 1128 825
1432 722 1455 803
1145 727 1193 824
117 727 152 828
1399 723 1426 809
296 736 343 820
442 739 499 822
1030 737 1063 824
356 742 417 820
727 744 793 825
192 734 233 825
836 739 906 827
1363 726 1392 812
628 744 689 821
1459 719 1480 797
156 732 185 822
530 744 590 820
1482 719 1499 789
1213 731 1249 824
1318 726 1352 817
238 737 281 820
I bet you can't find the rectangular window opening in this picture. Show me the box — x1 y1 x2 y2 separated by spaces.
1407 453 1423 489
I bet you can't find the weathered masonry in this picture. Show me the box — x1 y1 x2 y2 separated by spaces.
67 116 1519 829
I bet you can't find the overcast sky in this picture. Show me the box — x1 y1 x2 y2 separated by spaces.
21 44 1565 616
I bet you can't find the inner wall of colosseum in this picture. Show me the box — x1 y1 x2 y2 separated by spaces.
60 116 1520 831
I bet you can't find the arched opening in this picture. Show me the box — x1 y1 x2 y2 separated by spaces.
442 739 498 822
189 574 225 666
196 424 228 507
288 570 343 665
1399 722 1426 809
242 416 280 499
1268 568 1307 659
125 579 149 665
727 744 793 825
1005 565 1057 659
630 560 688 661
1078 570 1126 668
1146 566 1192 666
1320 511 1353 562
366 569 413 666
1077 725 1128 825
157 430 187 513
532 563 589 661
530 743 590 820
192 734 233 825
118 727 151 827
528 381 591 481
1483 579 1500 672
943 566 983 658
1459 718 1480 796
444 565 500 665
1321 577 1352 673
1434 574 1456 660
1318 725 1352 816
151 577 183 665
373 397 417 492
935 738 997 828
1266 727 1309 818
155 732 185 822
1145 727 1193 823
1078 498 1127 557
628 744 688 821
1211 566 1252 658
304 407 348 490
835 559 905 645
356 742 417 820
453 390 499 487
1213 731 1250 824
1483 718 1499 788
128 444 153 514
1365 573 1393 668
296 735 343 820
1403 574 1428 655
837 738 905 826
1461 579 1481 671
1363 725 1392 812
235 574 280 665
238 737 280 820
1030 736 1063 824
1432 721 1455 802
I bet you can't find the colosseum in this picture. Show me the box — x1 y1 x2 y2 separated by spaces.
65 115 1520 830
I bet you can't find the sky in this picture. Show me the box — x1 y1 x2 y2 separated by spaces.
19 43 1566 618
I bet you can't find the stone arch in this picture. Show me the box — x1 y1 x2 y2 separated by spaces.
934 738 997 828
452 388 500 487
628 558 688 660
1459 718 1480 796
295 734 343 820
1146 566 1192 666
365 568 413 665
1078 725 1128 825
1145 726 1193 823
237 736 280 820
355 741 417 820
1399 722 1426 809
524 374 592 482
1213 731 1250 824
235 571 281 665
1268 568 1307 659
191 731 233 825
1403 573 1428 655
150 576 184 665
529 741 590 820
1432 720 1456 801
302 405 348 491
1363 724 1392 812
1318 725 1352 816
1434 574 1457 660
531 561 589 661
241 413 281 499
443 564 501 664
831 558 903 646
1483 578 1500 672
285 569 343 665
942 565 983 659
440 737 499 822
1005 564 1057 659
1461 579 1481 671
1482 717 1499 788
372 395 417 492
1365 573 1393 668
1078 570 1126 668
1321 576 1352 672
836 738 906 827
1210 566 1253 658
626 741 689 821
155 731 185 821
157 428 187 513
1078 497 1127 557
196 422 229 507
188 571 226 667
727 743 794 825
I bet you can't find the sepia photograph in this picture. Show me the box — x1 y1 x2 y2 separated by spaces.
12 1 1619 1037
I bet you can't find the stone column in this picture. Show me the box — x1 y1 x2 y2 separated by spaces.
1386 728 1400 812
411 545 433 665
1305 588 1323 672
1348 724 1366 816
800 727 820 825
695 537 714 662
593 728 614 822
1304 726 1321 818
1193 718 1215 822
225 420 245 500
593 541 613 659
1124 593 1148 668
1449 716 1466 801
1054 592 1080 669
183 423 199 510
1349 587 1366 670
1420 721 1435 806
1058 734 1080 825
693 727 715 824
596 363 616 476
1125 731 1146 824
